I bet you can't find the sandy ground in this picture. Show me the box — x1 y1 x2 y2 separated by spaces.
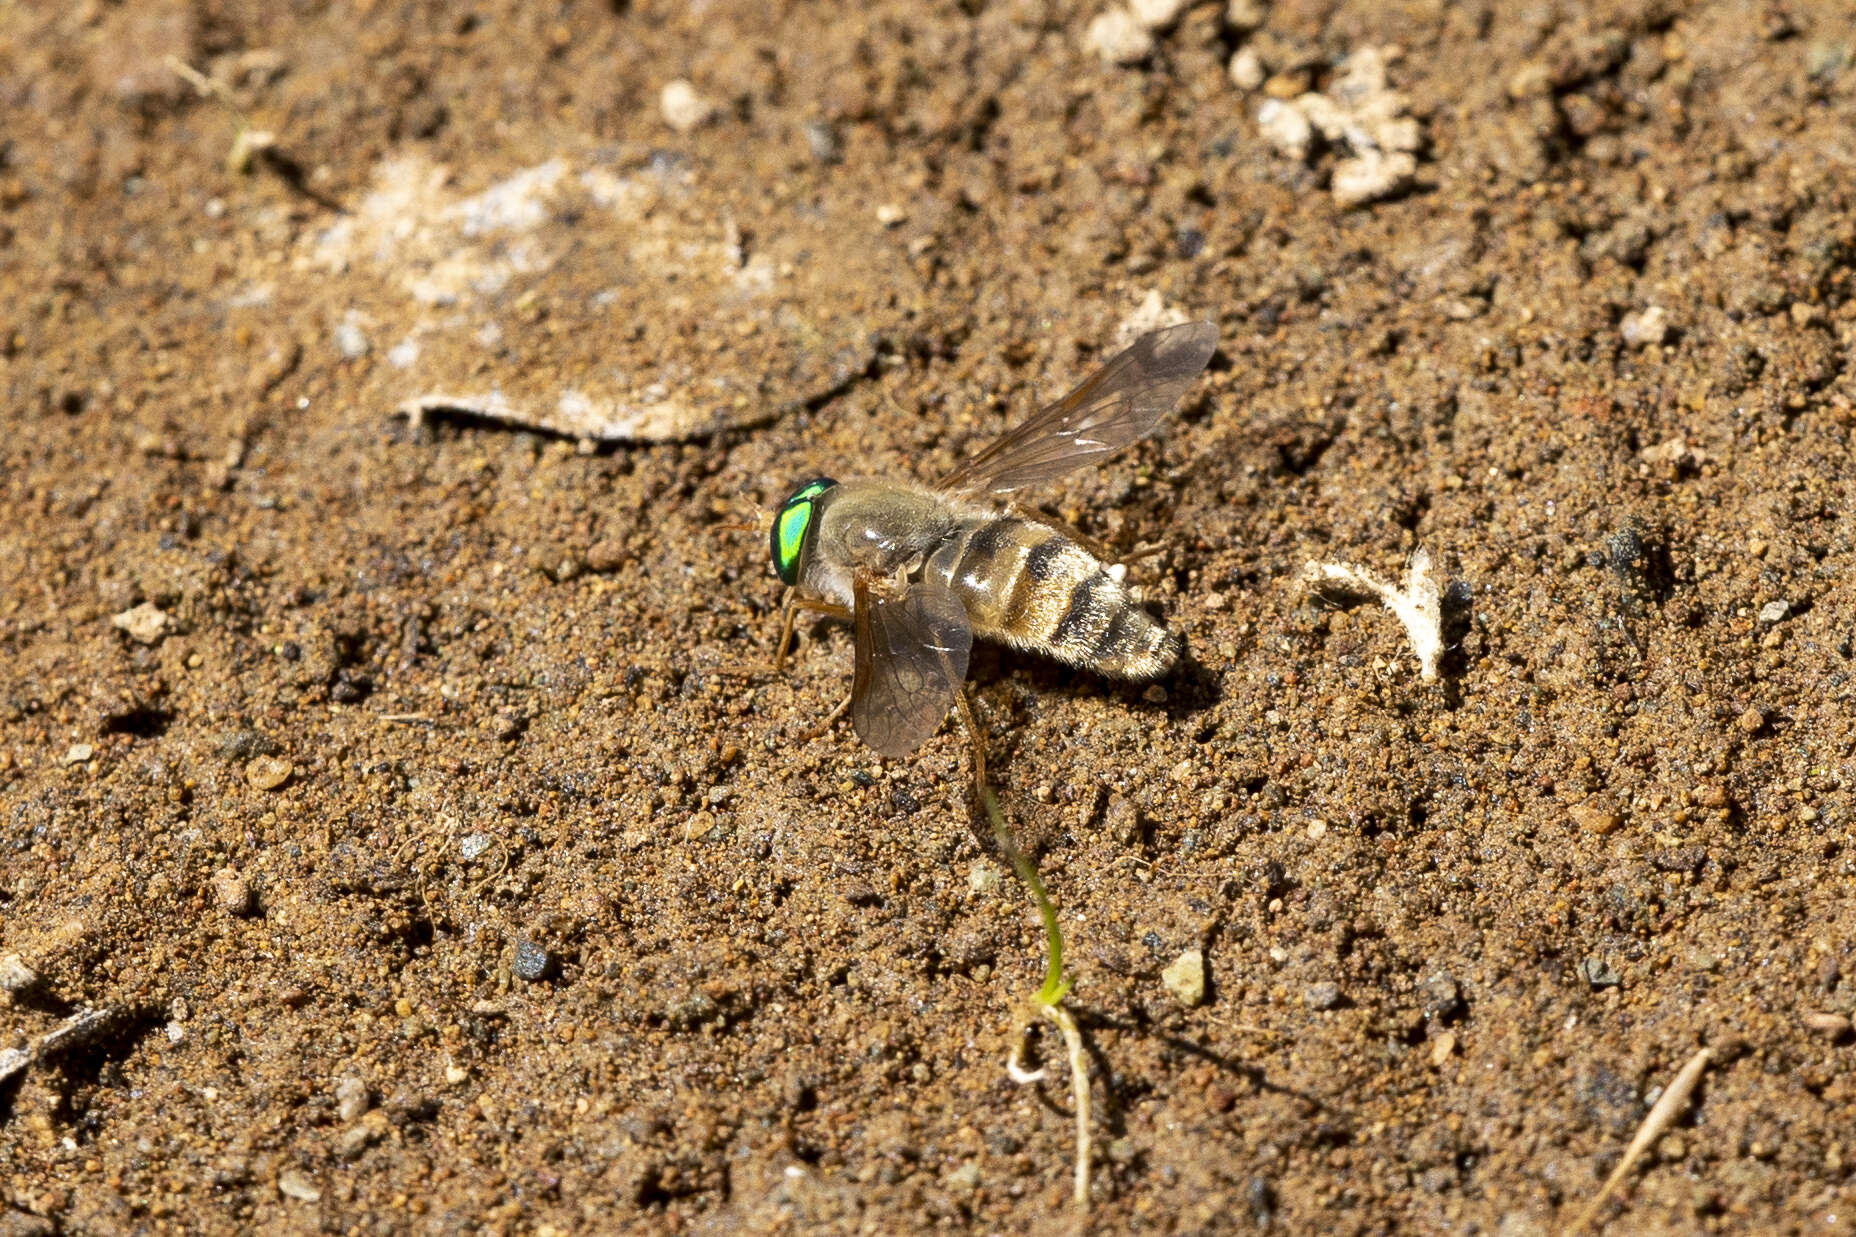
2 0 1854 1233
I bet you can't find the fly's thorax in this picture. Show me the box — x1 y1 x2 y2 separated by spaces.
798 480 965 605
925 515 1179 680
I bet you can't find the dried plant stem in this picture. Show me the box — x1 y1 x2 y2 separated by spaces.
1568 1045 1713 1234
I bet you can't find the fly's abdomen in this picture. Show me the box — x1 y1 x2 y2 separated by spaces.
923 517 1179 680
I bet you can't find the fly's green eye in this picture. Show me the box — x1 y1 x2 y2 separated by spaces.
770 478 836 585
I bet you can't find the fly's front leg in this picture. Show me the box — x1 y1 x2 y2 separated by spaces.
773 587 851 672
715 588 850 678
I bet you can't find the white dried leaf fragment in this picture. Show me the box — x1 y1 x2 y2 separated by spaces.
1303 548 1444 682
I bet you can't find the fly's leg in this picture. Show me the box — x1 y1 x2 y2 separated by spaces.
716 589 850 677
798 690 853 742
774 589 852 671
952 684 990 807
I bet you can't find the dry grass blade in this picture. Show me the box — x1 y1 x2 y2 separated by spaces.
1568 1045 1713 1234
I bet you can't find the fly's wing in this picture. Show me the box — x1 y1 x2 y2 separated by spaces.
851 579 973 758
938 320 1218 497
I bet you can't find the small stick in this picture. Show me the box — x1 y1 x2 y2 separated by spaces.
1568 1045 1713 1234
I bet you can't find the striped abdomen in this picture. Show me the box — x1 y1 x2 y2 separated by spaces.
921 516 1179 680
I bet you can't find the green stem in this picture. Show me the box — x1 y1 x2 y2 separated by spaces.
981 785 1070 1007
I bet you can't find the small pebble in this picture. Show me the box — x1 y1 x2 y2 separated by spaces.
1757 600 1791 624
1084 7 1155 65
512 939 555 983
874 202 907 227
336 1121 378 1161
1578 957 1621 988
459 832 494 861
1802 1011 1851 1041
1226 0 1267 29
111 601 172 645
1420 972 1463 1020
62 743 95 766
802 119 841 164
1229 47 1265 90
212 867 254 916
1129 0 1189 30
659 79 718 134
1429 1030 1457 1066
277 1169 321 1202
1507 60 1553 99
1256 97 1313 159
1304 981 1343 1010
1331 148 1416 209
216 729 265 761
1162 948 1207 1007
334 1075 371 1123
1262 69 1309 98
1103 794 1143 843
332 317 369 360
1736 705 1768 735
1620 305 1670 348
245 756 293 791
944 1162 982 1191
1570 801 1622 835
0 954 40 993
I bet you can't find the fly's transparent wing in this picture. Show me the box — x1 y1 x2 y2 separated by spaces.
938 320 1218 497
851 579 973 758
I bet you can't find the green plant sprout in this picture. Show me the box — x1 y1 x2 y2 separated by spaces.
983 784 1093 1210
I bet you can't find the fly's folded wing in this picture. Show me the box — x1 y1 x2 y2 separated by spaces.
851 580 974 758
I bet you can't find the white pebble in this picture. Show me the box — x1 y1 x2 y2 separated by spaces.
1331 148 1416 208
1228 47 1265 91
277 1169 321 1202
333 317 369 360
1129 0 1189 31
0 954 40 993
1620 305 1670 348
111 601 172 645
1161 949 1207 1007
1084 8 1155 65
659 79 718 134
1226 0 1268 28
1256 97 1313 160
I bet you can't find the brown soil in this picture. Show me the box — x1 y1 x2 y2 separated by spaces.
3 1 1854 1233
